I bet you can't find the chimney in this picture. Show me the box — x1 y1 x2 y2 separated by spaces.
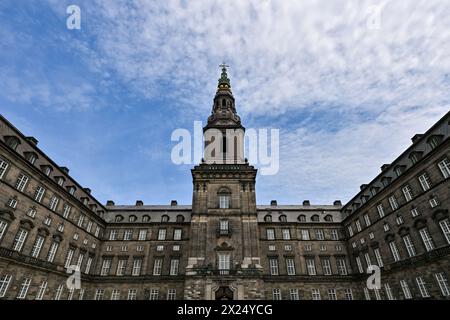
106 200 115 206
411 134 424 143
60 167 70 174
26 136 38 145
333 200 342 206
136 200 143 206
303 200 310 206
83 188 91 194
270 200 277 206
171 200 178 206
380 164 390 171
360 184 368 191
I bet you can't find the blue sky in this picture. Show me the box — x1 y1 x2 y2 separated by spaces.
1 1 449 206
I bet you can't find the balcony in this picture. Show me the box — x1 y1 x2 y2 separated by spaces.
0 246 59 271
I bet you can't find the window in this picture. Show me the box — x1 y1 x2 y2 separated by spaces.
282 229 291 240
49 195 59 212
143 215 150 222
272 288 281 300
279 215 287 222
383 223 390 232
62 204 71 219
176 215 184 222
306 258 316 275
132 259 142 276
161 215 169 222
116 259 127 276
153 258 163 275
284 244 292 251
100 258 112 276
76 253 84 268
121 245 128 252
290 288 299 300
330 229 339 240
344 289 353 300
439 219 450 244
64 248 74 268
26 208 36 218
438 158 450 179
158 229 166 240
6 197 17 209
304 244 312 251
43 166 52 176
328 289 337 300
95 226 100 237
396 215 404 225
286 258 296 275
268 245 276 251
95 289 105 300
15 173 29 192
374 288 381 300
324 215 333 222
128 289 137 300
355 220 362 232
129 215 137 222
435 272 450 297
0 159 9 179
311 289 321 300
411 207 420 217
388 195 399 210
416 277 430 298
298 215 306 222
418 173 432 191
149 289 159 300
363 214 371 227
269 258 279 275
355 256 363 273
115 215 123 222
35 281 48 300
157 245 164 251
30 235 45 258
384 283 394 300
419 228 435 251
429 197 440 208
364 252 371 267
300 229 310 240
173 245 180 251
167 289 176 300
316 229 324 240
266 228 275 240
68 186 76 195
389 241 401 262
54 284 63 300
124 229 133 240
109 230 118 240
0 275 12 298
377 204 385 218
85 257 93 274
402 185 413 202
79 289 85 300
320 244 326 251
12 229 28 252
33 186 46 203
264 215 272 222
402 235 416 257
77 214 84 227
170 259 179 275
218 253 230 272
46 241 59 263
374 248 384 267
44 216 52 226
347 226 354 237
400 280 412 299
321 259 332 275
174 229 182 240
16 278 31 299
311 215 319 222
337 259 347 275
219 195 230 209
369 232 374 239
363 287 371 300
138 229 147 241
86 220 92 233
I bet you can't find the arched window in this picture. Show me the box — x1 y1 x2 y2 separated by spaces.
311 215 320 222
161 215 169 222
176 215 185 223
324 215 333 222
264 215 272 222
115 215 123 222
279 215 287 222
298 214 306 222
129 215 137 222
218 187 231 209
142 215 150 222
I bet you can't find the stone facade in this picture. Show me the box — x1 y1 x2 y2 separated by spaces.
0 68 449 300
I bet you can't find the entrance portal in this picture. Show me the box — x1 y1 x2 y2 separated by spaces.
215 286 234 300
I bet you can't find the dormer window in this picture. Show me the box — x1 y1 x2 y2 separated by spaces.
115 215 124 222
324 215 333 222
176 215 185 223
409 151 423 165
381 176 392 187
142 215 150 222
298 214 306 222
394 165 406 177
311 215 320 222
24 152 38 165
4 136 20 150
129 215 137 222
279 215 287 222
67 186 76 195
81 197 89 206
55 176 65 186
370 186 379 196
161 215 169 222
41 165 52 176
264 215 272 222
427 135 443 149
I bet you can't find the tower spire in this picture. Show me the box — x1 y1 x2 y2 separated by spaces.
217 63 231 92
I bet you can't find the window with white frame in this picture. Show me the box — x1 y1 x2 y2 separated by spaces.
396 215 404 225
344 289 353 300
76 253 84 268
320 244 326 251
266 228 275 240
272 288 281 300
44 216 52 226
355 221 362 232
268 245 276 251
30 235 45 258
400 280 412 299
95 226 100 237
328 288 337 300
269 258 279 275
416 277 430 298
383 223 390 232
173 229 182 240
116 259 127 276
388 195 399 210
369 232 374 239
62 203 71 219
15 173 29 192
282 228 291 240
124 229 133 240
35 281 48 300
435 272 450 297
321 259 332 275
284 244 292 251
0 274 12 298
94 289 105 300
7 197 17 209
109 229 118 240
418 173 432 191
86 221 92 233
347 225 354 237
286 258 296 275
26 208 36 218
128 289 137 300
301 229 310 240
389 241 401 262
330 229 339 240
153 258 163 275
402 235 416 257
219 195 230 209
173 245 180 251
305 244 312 251
110 289 121 300
167 289 176 300
364 252 371 267
54 284 63 300
34 186 46 202
100 258 112 276
337 259 347 275
429 197 440 208
438 158 450 179
85 257 93 274
373 248 384 267
77 215 84 227
290 288 299 300
311 289 321 300
316 229 324 240
384 283 394 300
138 229 147 241
363 287 371 300
121 245 128 252
374 288 381 300
306 258 316 275
156 245 163 251
377 204 385 218
419 227 435 251
12 229 28 252
79 289 85 300
16 278 31 299
149 289 159 300
46 241 59 263
170 259 180 275
64 248 74 268
355 256 363 273
0 159 9 180
363 214 371 227
439 218 450 244
49 195 59 212
411 207 420 217
158 229 166 240
132 259 142 276
219 219 229 232
402 185 414 202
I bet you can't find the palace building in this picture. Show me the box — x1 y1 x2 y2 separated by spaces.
0 67 449 300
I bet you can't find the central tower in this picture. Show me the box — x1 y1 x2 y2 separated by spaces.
185 66 263 300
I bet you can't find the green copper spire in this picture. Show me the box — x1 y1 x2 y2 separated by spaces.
217 63 231 92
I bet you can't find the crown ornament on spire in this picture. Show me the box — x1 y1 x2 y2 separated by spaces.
217 63 231 92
